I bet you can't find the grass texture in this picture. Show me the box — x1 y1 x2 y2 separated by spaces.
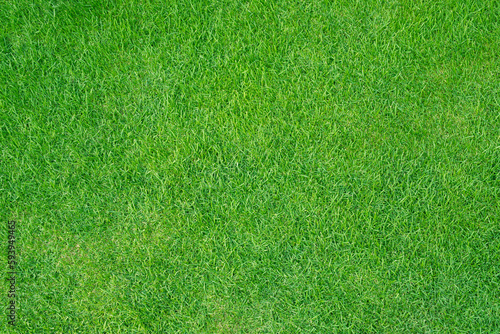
1 0 500 332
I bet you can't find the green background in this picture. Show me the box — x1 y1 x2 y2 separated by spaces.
1 0 499 332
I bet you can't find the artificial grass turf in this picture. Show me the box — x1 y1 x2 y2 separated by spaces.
1 0 499 332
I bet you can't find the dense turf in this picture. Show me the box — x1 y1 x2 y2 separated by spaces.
1 0 500 332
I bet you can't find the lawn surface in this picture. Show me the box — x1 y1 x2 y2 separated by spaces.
1 0 500 332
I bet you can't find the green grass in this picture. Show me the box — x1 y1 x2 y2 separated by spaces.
1 0 500 332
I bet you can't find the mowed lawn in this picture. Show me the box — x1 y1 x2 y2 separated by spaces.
1 0 499 332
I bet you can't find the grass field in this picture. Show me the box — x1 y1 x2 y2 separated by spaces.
1 0 500 332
